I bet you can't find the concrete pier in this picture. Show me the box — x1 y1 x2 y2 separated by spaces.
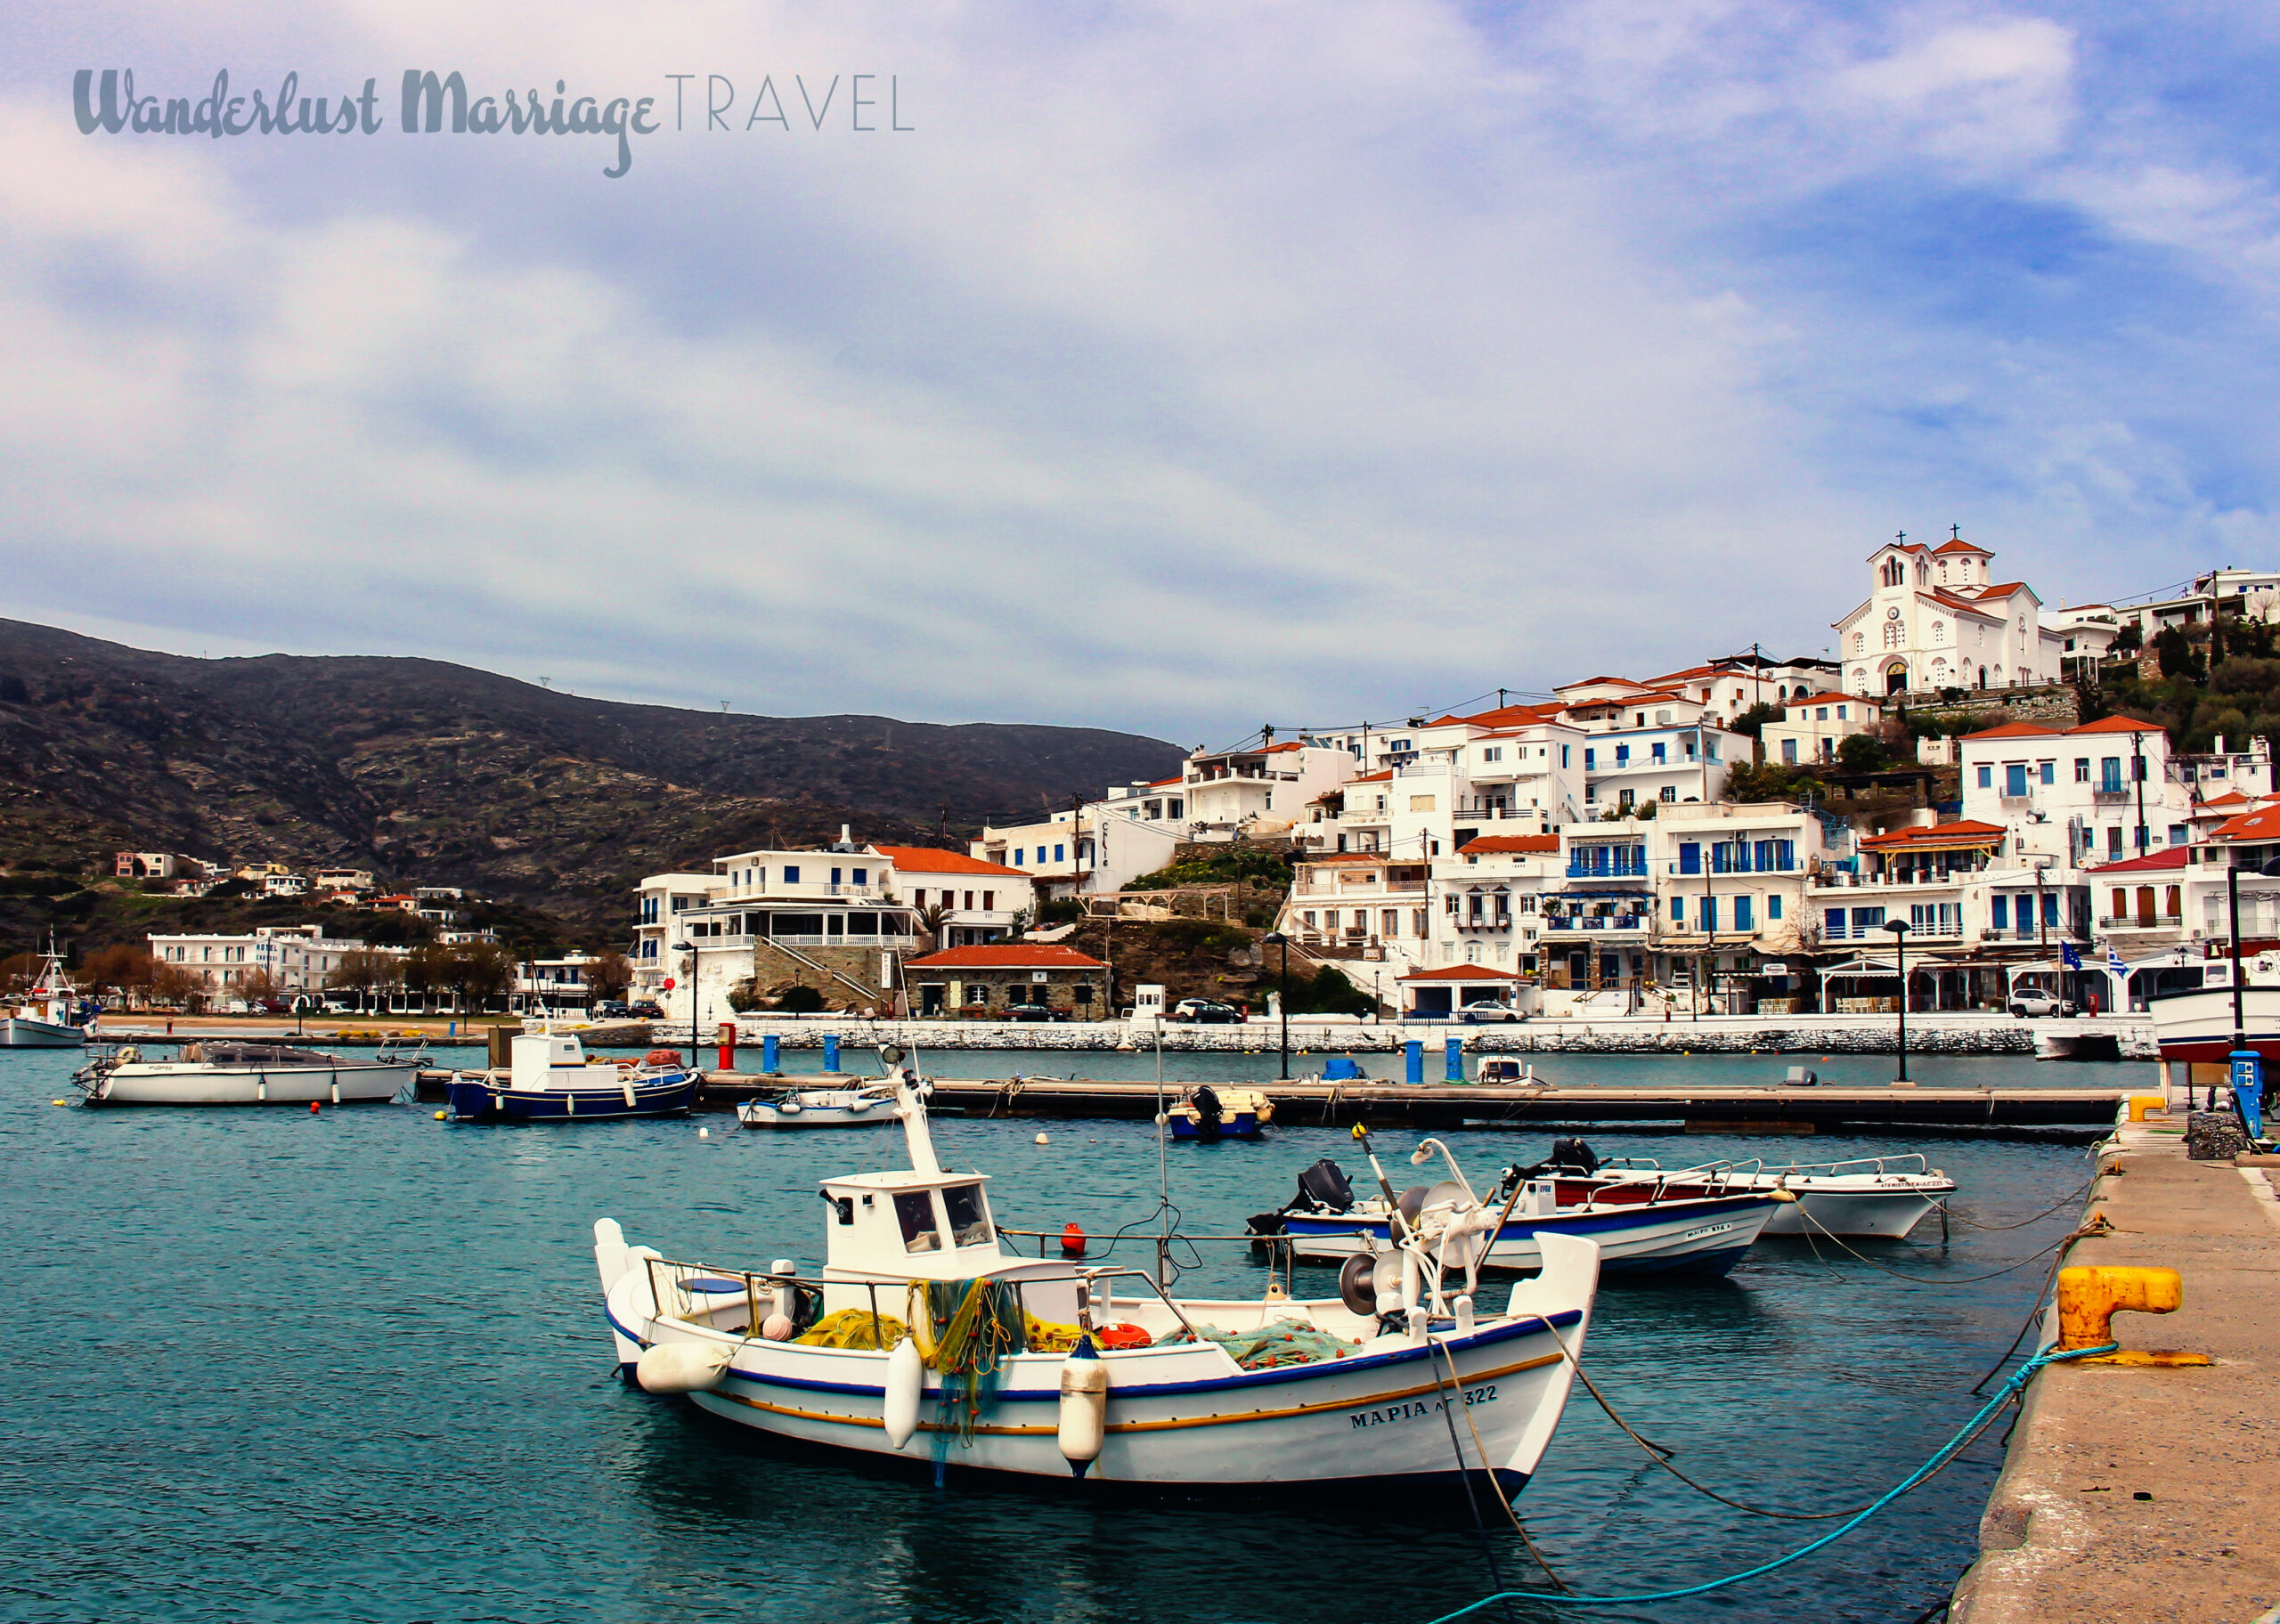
1949 1108 2280 1620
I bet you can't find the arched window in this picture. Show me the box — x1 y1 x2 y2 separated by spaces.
1881 557 1904 588
1884 620 1904 648
1852 631 1866 654
1932 621 1947 644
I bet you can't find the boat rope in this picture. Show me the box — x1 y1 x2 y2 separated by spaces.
1425 1336 1568 1594
1420 1336 1522 1624
1421 1341 2120 1621
1796 1206 2104 1287
1943 1171 2098 1231
1538 1318 1869 1522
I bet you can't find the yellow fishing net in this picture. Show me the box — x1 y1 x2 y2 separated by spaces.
792 1309 909 1350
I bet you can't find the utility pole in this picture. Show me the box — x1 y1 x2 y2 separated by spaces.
2132 729 2149 855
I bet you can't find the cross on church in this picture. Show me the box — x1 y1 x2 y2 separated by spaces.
1952 524 1961 540
1896 531 1905 544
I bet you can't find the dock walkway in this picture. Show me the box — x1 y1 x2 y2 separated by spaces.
1950 1111 2280 1620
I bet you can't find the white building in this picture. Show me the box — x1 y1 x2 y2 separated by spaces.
1762 693 1884 767
1835 534 2066 697
971 807 1180 898
1178 738 1357 840
872 846 1038 942
149 924 364 995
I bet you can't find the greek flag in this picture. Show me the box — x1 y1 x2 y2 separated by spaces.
2060 942 2082 970
2107 947 2129 978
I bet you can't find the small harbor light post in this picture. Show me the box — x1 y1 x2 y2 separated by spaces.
1880 918 1911 1084
1263 930 1291 1079
674 940 697 1069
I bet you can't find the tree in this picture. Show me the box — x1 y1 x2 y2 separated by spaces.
1721 759 1821 802
151 962 200 1009
327 948 402 1013
1836 731 1890 773
585 948 633 1003
2155 625 2203 683
82 945 153 1009
1282 965 1379 1017
238 967 282 1005
402 944 452 1012
446 944 514 1012
2112 621 2143 654
916 902 950 952
1729 702 1780 741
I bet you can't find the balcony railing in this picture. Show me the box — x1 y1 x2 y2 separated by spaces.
1567 856 1649 878
1544 915 1650 932
2097 914 2182 930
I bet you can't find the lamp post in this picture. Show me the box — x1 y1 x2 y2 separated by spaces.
674 941 697 1070
1881 918 1912 1084
1263 931 1291 1079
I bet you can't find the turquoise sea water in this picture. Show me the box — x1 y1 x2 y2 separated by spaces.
4 1045 2107 1623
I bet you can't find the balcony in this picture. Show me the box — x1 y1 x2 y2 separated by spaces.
1543 914 1650 933
2092 787 2130 805
1567 856 1649 879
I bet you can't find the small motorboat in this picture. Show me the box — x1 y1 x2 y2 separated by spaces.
74 1039 425 1106
1475 1057 1542 1087
737 1078 901 1129
1543 1141 1956 1240
2 940 92 1048
595 1044 1604 1493
446 1032 696 1122
1168 1084 1273 1140
1252 1136 1785 1278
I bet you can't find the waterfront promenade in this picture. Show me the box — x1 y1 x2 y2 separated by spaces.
1950 1103 2280 1621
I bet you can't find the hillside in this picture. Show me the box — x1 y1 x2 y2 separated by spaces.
0 620 1185 928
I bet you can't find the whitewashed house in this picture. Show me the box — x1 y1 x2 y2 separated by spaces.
1835 534 2066 697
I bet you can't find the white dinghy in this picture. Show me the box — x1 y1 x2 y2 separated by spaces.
74 1039 425 1106
1571 1148 1955 1239
736 1078 901 1129
597 1045 1603 1494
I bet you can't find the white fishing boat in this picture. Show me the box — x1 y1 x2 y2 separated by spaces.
1587 1151 1955 1238
2150 951 2280 1065
447 1034 696 1123
597 1045 1603 1493
73 1039 425 1106
2 942 91 1048
737 1079 901 1129
1258 1140 1785 1277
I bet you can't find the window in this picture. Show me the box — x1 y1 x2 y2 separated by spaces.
2169 824 2188 846
965 983 988 1006
1768 895 1783 920
1734 896 1755 930
1560 745 1570 767
1301 911 1316 929
1409 795 1436 812
2005 764 2028 798
1014 849 1025 865
831 867 843 886
941 1184 993 1248
1413 909 1428 936
1670 896 1685 922
1782 739 1797 764
1884 621 1904 648
2107 827 2122 857
2100 758 2123 792
851 867 868 885
1054 844 1065 863
1659 784 1677 803
2039 762 2054 784
1976 766 1992 789
2043 894 2059 928
1815 707 1828 721
1482 746 1502 763
1615 744 1631 766
784 865 800 883
1700 897 1719 931
1584 750 1596 771
1678 842 1701 875
2074 758 2089 783
1836 705 1848 720
1852 906 1885 932
982 891 995 910
893 1191 942 1255
1651 742 1666 765
1992 896 2009 929
1825 907 1845 939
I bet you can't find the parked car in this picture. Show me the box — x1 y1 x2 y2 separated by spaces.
1005 1003 1063 1022
1170 999 1242 1025
627 1000 664 1019
2008 989 2076 1018
1458 1000 1523 1023
593 1000 633 1020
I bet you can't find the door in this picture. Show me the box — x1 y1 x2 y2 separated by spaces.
918 983 945 1017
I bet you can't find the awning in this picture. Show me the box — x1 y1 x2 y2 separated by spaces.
1818 955 1901 977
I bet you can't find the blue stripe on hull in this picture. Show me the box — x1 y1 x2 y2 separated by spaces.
449 1076 696 1121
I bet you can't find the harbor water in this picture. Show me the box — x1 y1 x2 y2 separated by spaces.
4 1045 2121 1622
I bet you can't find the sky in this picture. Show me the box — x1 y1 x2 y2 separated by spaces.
4 3 2279 747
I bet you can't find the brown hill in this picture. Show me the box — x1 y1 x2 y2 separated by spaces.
0 619 1185 926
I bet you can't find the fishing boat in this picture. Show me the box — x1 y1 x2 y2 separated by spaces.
594 1045 1603 1493
73 1039 425 1106
2148 951 2280 1064
1167 1084 1274 1140
446 1031 696 1122
737 1078 901 1129
1583 1149 1956 1238
1252 1139 1785 1277
2 941 92 1048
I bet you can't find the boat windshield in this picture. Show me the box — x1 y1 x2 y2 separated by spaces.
893 1190 942 1254
942 1183 993 1248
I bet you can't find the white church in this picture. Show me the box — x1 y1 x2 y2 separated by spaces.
1834 533 2067 698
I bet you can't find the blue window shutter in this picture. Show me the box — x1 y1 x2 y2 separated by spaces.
1702 897 1718 931
1992 896 2008 928
1735 896 1754 930
1679 842 1701 875
1769 895 1783 920
1977 766 1991 788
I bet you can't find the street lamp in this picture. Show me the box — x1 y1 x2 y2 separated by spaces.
1880 918 1912 1084
1263 931 1291 1079
673 940 697 1070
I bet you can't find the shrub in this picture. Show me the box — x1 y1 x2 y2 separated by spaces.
1037 898 1084 925
777 984 826 1014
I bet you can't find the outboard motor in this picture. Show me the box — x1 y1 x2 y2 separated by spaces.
1191 1084 1224 1139
1549 1136 1600 1176
1290 1157 1354 1214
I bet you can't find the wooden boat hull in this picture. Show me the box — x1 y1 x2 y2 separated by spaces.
448 1072 696 1121
89 1061 416 1105
1 1016 86 1048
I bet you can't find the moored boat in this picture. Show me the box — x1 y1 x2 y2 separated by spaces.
737 1079 900 1128
1168 1084 1273 1140
447 1032 695 1122
596 1044 1602 1493
1584 1149 1955 1238
1252 1139 1785 1277
2 942 92 1048
74 1039 423 1106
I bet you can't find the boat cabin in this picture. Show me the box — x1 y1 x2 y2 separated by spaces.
818 1168 1006 1281
510 1032 589 1091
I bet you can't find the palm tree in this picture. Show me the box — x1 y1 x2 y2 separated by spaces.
916 903 950 953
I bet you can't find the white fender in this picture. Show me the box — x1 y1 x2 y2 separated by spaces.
637 1340 733 1393
622 1079 637 1109
1056 1338 1109 1477
884 1336 924 1449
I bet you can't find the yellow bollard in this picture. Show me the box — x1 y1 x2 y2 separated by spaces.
2127 1095 2168 1122
2056 1265 2211 1366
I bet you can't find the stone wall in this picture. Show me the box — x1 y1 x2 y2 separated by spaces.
1896 684 2081 730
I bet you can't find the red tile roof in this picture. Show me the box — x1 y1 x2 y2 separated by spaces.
1397 964 1528 981
1260 741 1304 753
1146 776 1182 787
1959 720 2062 741
1350 770 1393 784
1934 538 1990 555
2066 715 2162 736
1431 703 1555 728
900 944 1107 970
1978 581 2036 598
1785 690 1875 708
2211 808 2280 843
1457 834 1561 855
2198 791 2253 808
873 846 1030 878
2088 849 2190 873
1859 819 2007 850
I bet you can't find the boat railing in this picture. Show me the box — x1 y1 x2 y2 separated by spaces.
1574 1157 1766 1203
1764 1153 1933 1180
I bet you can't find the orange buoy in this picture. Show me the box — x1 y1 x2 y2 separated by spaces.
308 1101 321 1114
1060 1222 1087 1258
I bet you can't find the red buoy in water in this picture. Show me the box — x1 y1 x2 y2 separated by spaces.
1060 1222 1087 1258
309 1101 321 1114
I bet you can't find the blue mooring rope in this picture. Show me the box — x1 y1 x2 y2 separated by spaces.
1424 1341 2121 1621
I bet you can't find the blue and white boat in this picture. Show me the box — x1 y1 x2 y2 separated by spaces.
594 1045 1603 1493
1258 1141 1784 1277
1 942 92 1048
447 1029 696 1122
1167 1085 1274 1140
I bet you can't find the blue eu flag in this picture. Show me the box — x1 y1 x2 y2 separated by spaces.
2060 942 2082 970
